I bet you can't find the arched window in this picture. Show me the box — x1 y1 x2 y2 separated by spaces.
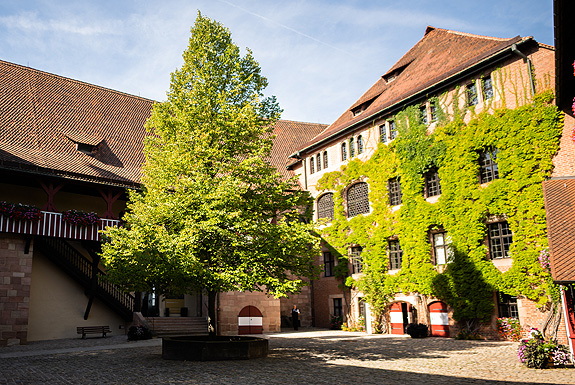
349 137 355 158
341 142 347 161
347 182 369 217
316 153 321 171
357 135 364 154
310 156 315 174
323 151 328 169
317 193 334 222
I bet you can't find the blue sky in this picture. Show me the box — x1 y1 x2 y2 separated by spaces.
0 0 553 124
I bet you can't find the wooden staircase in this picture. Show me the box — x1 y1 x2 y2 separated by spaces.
145 317 209 337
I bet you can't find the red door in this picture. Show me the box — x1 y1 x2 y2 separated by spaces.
390 302 410 334
238 306 263 334
428 301 450 337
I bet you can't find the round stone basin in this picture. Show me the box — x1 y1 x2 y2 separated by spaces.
162 336 268 361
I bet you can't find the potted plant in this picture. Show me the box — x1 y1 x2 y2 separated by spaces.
406 323 428 338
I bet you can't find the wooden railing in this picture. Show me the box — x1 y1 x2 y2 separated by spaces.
0 211 120 241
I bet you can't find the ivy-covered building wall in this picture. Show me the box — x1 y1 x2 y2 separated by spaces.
290 27 570 342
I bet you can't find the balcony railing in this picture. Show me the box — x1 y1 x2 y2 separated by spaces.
0 211 120 241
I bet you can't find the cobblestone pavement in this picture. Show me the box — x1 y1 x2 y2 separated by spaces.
0 329 573 384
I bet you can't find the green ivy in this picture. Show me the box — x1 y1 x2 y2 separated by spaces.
316 90 563 324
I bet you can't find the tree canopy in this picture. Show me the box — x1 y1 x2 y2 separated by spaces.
101 14 320 328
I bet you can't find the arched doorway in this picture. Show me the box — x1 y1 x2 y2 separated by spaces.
428 301 450 337
389 301 414 334
238 306 263 334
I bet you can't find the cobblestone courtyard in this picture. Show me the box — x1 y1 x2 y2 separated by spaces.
0 330 573 384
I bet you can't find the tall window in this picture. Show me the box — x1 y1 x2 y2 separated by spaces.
430 103 437 122
467 82 478 106
323 251 334 277
351 246 363 274
347 182 370 217
349 137 355 158
389 121 398 140
479 149 499 183
424 168 441 197
489 221 513 259
498 293 518 319
341 142 347 161
420 105 428 125
357 135 364 154
432 232 453 265
482 75 493 101
316 153 321 172
388 177 402 206
317 193 334 222
380 124 388 143
310 157 315 174
333 298 343 317
359 298 367 320
323 151 328 169
389 240 403 270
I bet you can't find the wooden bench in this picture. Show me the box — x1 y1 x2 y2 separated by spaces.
77 326 112 339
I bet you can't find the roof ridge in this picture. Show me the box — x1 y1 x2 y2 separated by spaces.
0 59 156 103
430 27 514 42
278 119 328 126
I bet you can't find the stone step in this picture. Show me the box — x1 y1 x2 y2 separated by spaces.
144 317 209 336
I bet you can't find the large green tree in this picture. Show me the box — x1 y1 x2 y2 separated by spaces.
101 13 320 334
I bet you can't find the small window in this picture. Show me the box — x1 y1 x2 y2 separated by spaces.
388 177 402 206
359 298 367 320
310 157 315 174
357 135 364 154
389 240 403 270
483 76 493 101
349 137 355 158
467 82 478 106
489 221 513 259
351 246 363 274
479 149 499 183
432 232 453 265
424 168 441 197
380 124 388 143
419 105 428 125
497 293 518 319
389 121 398 140
323 251 334 277
341 142 347 161
333 298 343 317
317 193 335 222
323 151 329 169
316 153 321 172
347 182 370 217
430 103 437 122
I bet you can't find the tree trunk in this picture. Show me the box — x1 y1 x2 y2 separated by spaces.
208 290 217 337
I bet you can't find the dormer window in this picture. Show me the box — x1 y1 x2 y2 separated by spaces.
76 142 96 154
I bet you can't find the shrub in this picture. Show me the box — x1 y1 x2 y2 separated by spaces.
330 315 343 330
405 323 428 338
127 324 152 341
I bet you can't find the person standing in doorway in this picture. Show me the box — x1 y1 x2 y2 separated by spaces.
291 305 300 330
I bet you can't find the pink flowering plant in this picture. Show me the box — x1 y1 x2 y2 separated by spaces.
62 209 99 226
538 249 550 271
496 317 522 341
518 327 572 368
0 201 42 222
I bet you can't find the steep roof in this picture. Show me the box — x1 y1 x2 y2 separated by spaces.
297 27 528 154
270 120 327 181
0 60 325 187
543 178 575 283
0 59 153 187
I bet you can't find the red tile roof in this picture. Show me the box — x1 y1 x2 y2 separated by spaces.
543 178 575 282
0 60 325 187
296 27 527 155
